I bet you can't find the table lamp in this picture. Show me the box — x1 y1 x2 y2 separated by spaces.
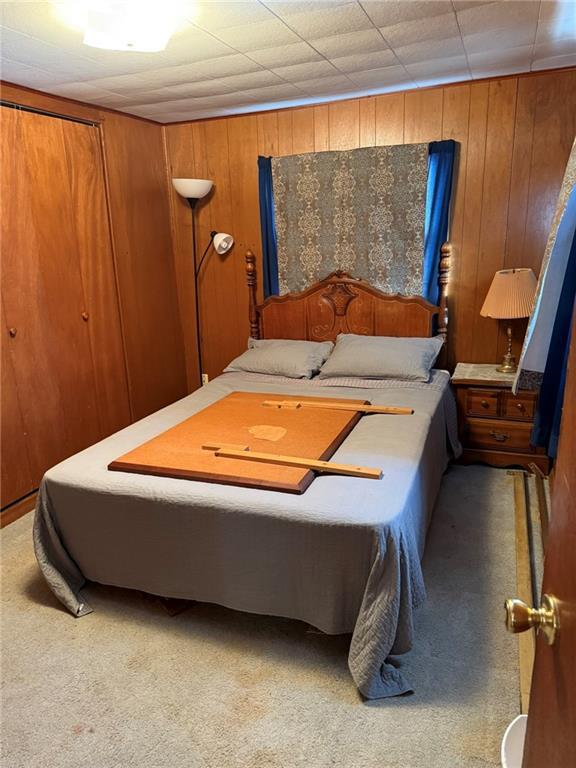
480 268 537 373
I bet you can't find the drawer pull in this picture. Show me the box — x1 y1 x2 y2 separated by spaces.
490 430 510 442
481 399 489 408
8 327 17 338
515 402 525 411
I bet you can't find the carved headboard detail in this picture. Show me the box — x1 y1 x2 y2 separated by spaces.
245 243 451 343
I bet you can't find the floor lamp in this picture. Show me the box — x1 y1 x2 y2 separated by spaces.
172 178 234 386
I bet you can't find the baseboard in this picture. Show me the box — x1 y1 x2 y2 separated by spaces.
0 491 37 528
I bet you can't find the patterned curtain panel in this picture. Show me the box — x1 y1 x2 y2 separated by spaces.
271 143 429 295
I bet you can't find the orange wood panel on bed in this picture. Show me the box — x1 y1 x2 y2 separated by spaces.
109 391 371 494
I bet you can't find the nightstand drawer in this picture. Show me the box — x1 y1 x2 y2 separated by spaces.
501 392 535 421
466 418 534 452
465 389 499 417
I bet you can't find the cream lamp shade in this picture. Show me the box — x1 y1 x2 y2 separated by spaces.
480 268 537 319
213 233 234 255
480 268 537 373
172 178 213 200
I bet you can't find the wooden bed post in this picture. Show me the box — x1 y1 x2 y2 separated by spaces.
438 242 451 342
245 251 260 339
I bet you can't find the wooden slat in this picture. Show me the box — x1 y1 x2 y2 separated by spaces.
441 83 471 370
471 78 518 363
262 399 414 415
404 89 443 142
214 448 382 479
375 92 404 145
455 81 490 365
292 107 315 154
164 122 202 390
277 110 293 156
329 100 360 150
313 105 329 151
359 97 376 147
102 112 187 419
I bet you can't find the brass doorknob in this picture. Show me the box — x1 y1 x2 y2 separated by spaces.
505 594 559 645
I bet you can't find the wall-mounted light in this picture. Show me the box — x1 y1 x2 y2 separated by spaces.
52 0 194 53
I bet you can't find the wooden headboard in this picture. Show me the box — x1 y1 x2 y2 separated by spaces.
245 243 451 343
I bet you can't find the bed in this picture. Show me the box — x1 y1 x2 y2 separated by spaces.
34 245 459 699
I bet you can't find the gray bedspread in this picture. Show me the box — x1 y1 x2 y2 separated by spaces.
34 370 460 699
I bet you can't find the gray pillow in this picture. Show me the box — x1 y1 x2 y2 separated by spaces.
224 338 334 379
317 334 444 382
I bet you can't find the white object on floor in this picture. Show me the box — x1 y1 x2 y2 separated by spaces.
501 714 528 768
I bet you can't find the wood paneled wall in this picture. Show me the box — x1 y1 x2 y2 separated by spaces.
2 83 187 422
164 68 576 382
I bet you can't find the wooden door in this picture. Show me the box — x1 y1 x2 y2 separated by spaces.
1 302 33 507
1 106 128 493
60 118 131 436
522 305 576 767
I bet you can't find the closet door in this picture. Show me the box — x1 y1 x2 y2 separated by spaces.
60 118 131 437
2 107 102 487
1 302 33 508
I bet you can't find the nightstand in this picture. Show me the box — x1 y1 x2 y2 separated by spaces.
451 363 549 473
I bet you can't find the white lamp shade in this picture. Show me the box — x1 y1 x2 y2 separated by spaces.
213 232 234 255
172 178 213 200
480 268 537 320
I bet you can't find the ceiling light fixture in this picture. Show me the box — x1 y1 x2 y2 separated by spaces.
52 0 193 53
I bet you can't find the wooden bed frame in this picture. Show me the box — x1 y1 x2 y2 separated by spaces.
245 242 452 343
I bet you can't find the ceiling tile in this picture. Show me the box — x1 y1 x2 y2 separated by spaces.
462 27 537 56
235 81 309 100
451 2 496 10
278 2 374 39
536 0 576 43
467 43 534 75
137 56 263 88
346 64 414 88
272 59 337 82
532 38 576 60
379 12 460 49
310 28 387 58
394 36 465 65
531 50 576 70
194 1 275 31
0 58 58 87
457 0 540 54
263 1 349 15
330 49 398 73
457 0 540 34
213 17 300 51
361 1 453 28
48 82 130 102
247 42 323 68
405 55 471 85
293 74 356 94
159 24 237 64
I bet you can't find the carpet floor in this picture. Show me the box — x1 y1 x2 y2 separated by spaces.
1 465 519 768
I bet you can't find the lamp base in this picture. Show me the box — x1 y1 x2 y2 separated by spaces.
496 359 517 374
496 325 517 373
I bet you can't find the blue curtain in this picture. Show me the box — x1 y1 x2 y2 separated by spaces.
258 156 279 298
532 226 576 457
423 140 456 304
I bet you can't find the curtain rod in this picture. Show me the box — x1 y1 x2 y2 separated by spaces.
0 100 98 127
